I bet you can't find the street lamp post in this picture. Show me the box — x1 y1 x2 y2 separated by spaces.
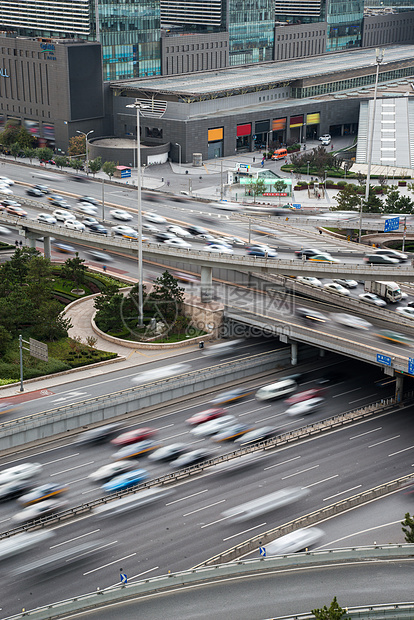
175 142 182 168
359 48 384 243
76 129 94 174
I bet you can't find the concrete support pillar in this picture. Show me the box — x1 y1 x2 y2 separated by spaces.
291 341 298 366
200 265 213 303
319 348 325 357
28 236 36 249
43 236 51 260
396 373 404 403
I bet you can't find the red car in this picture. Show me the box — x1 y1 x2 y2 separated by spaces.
5 205 27 217
111 427 157 446
186 407 227 426
285 388 325 405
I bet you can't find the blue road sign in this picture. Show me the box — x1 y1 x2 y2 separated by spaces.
377 354 392 366
384 217 399 232
120 573 128 584
409 358 414 375
292 203 301 209
259 547 266 557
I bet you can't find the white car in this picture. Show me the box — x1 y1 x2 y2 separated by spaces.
331 313 372 330
210 202 242 211
167 225 192 238
296 276 323 287
142 223 160 233
144 212 167 224
0 176 14 186
76 203 98 215
203 244 234 254
396 307 414 319
319 134 331 141
323 283 350 296
358 292 387 307
0 185 13 195
36 213 57 225
164 238 192 249
0 463 43 485
285 397 325 417
64 219 85 231
88 461 136 482
333 278 358 289
110 209 133 221
191 415 237 438
53 209 76 222
131 363 191 384
112 225 138 236
266 527 324 555
13 499 68 524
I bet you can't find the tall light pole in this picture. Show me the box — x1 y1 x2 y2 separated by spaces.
359 48 384 243
76 129 94 174
175 142 181 168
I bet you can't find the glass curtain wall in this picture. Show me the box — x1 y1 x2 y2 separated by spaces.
228 0 274 65
326 0 363 51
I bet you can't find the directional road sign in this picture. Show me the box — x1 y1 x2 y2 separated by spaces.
292 203 301 209
409 358 414 376
377 353 392 366
120 573 128 584
384 217 399 232
259 547 266 557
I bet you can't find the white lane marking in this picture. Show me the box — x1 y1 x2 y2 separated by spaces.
349 427 382 440
389 445 414 457
164 431 189 441
105 565 160 590
323 485 362 501
282 465 319 479
51 391 89 403
349 394 378 404
318 520 403 549
368 435 400 448
303 474 339 489
82 488 99 495
256 413 285 423
183 499 226 516
155 424 174 431
67 476 92 485
201 515 230 529
83 552 136 575
239 406 272 417
44 454 80 465
165 489 208 505
0 517 11 525
223 522 267 542
263 456 300 471
332 387 361 398
50 461 94 476
50 529 101 548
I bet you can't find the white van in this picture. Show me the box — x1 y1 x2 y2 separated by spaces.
256 379 297 401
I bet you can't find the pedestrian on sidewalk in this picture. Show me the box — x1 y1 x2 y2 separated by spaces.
103 265 107 272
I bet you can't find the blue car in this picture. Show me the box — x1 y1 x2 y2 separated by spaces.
102 469 148 493
247 249 278 258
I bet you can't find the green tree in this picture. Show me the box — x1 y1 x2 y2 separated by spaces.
0 325 12 356
36 147 54 163
88 157 102 177
16 126 35 149
102 160 116 179
143 271 184 326
312 596 347 620
26 256 54 303
68 135 85 156
401 512 414 542
9 142 21 160
70 158 84 172
384 189 414 215
362 185 384 213
247 177 266 203
61 254 86 291
0 122 20 147
333 184 361 211
35 300 72 341
94 289 124 332
54 155 68 169
23 147 37 163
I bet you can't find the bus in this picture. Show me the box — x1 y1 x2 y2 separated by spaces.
272 148 288 160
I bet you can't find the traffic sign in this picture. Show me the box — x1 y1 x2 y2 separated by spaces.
377 353 392 366
409 358 414 375
292 203 301 209
120 573 128 584
259 547 266 557
384 217 399 232
29 338 48 362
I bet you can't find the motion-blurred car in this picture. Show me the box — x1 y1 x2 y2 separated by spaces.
87 250 113 262
222 487 309 523
34 184 49 194
142 223 160 233
64 219 85 231
285 396 325 417
111 427 157 447
171 271 199 284
52 209 76 222
36 213 57 225
331 313 372 330
110 209 133 221
333 278 358 288
247 248 277 258
75 423 121 445
18 483 68 506
235 426 279 445
201 339 244 357
79 196 99 205
308 253 340 264
374 249 407 262
296 276 322 287
88 461 137 483
0 176 14 186
144 212 167 224
265 527 324 555
364 254 399 265
323 282 350 296
112 440 162 461
87 223 108 235
186 225 207 236
51 242 76 254
0 480 32 502
76 203 98 215
186 407 227 426
213 423 254 442
48 194 70 208
5 205 27 217
256 379 297 401
210 201 242 211
0 401 18 415
154 232 176 242
396 307 414 319
1 199 21 208
131 363 191 384
375 329 414 346
210 387 255 405
112 225 138 237
164 238 192 249
0 185 13 195
148 444 188 462
12 499 68 524
0 225 11 235
0 463 42 485
358 293 387 307
102 469 148 493
285 388 325 404
26 187 44 197
171 449 212 469
203 244 233 254
167 225 192 238
294 248 322 259
296 307 329 323
191 415 237 438
83 216 99 228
